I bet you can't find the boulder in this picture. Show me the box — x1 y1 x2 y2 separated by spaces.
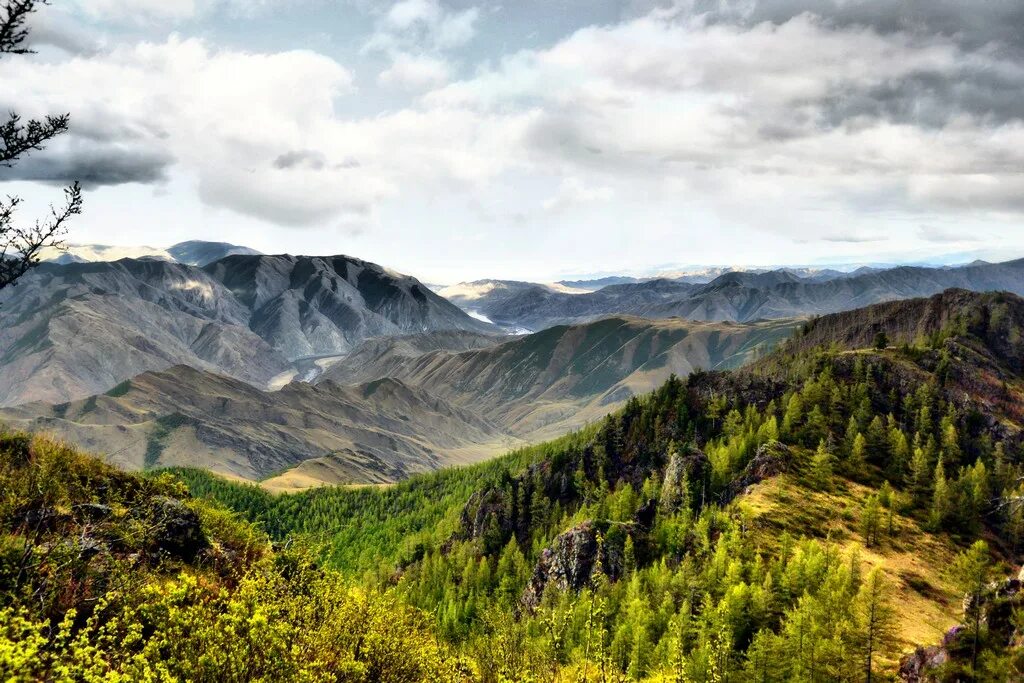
146 496 208 562
899 645 948 682
72 503 113 522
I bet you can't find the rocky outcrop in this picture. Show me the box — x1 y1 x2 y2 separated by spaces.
659 444 708 512
899 569 1024 681
722 441 791 502
522 521 603 610
899 644 949 682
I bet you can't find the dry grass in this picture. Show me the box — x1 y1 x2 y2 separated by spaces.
738 474 963 650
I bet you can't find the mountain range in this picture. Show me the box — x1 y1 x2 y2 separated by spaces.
0 250 496 406
40 240 262 267
0 315 799 488
4 240 1024 490
447 258 1024 331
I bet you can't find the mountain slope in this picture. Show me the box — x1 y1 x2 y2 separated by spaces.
0 259 292 407
205 254 498 359
3 317 798 487
0 364 510 486
0 253 498 406
319 315 800 439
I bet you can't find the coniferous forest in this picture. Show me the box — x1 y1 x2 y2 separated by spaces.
4 289 1024 681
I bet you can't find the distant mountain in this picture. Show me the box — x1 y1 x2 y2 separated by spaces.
464 259 1024 331
0 259 292 407
319 315 800 441
555 276 641 290
205 254 497 360
0 254 498 406
0 365 510 488
39 243 175 264
40 240 262 267
446 278 697 332
166 240 262 266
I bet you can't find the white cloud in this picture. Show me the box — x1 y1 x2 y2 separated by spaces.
379 53 450 90
365 0 479 54
76 0 199 22
6 2 1024 252
543 177 613 213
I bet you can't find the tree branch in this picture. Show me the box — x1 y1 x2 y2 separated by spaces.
0 110 70 165
0 0 42 55
0 181 80 290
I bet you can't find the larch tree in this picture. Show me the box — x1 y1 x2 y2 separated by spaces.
854 568 897 683
0 0 80 292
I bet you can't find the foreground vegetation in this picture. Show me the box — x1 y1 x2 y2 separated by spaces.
0 432 466 681
5 290 1024 681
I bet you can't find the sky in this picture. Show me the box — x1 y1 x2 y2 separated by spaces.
1 0 1023 283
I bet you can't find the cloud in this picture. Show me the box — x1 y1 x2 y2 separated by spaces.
1 141 172 186
6 0 1024 244
365 0 479 53
917 225 982 243
425 11 1024 225
543 177 613 213
78 0 198 23
273 150 327 171
379 53 450 90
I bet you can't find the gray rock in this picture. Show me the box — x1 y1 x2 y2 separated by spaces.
522 521 601 610
147 496 208 562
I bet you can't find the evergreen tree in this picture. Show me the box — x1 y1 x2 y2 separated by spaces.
810 440 835 491
952 541 993 676
854 568 897 683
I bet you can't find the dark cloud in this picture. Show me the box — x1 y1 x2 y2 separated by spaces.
27 9 102 56
816 64 1024 128
1 144 173 187
273 149 327 171
686 0 1024 52
682 0 1024 128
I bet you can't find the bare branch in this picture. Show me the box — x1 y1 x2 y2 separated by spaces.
0 181 81 290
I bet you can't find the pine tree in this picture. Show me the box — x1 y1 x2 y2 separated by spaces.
849 433 868 478
952 541 993 675
810 440 834 491
783 393 803 440
929 462 952 530
854 568 897 683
